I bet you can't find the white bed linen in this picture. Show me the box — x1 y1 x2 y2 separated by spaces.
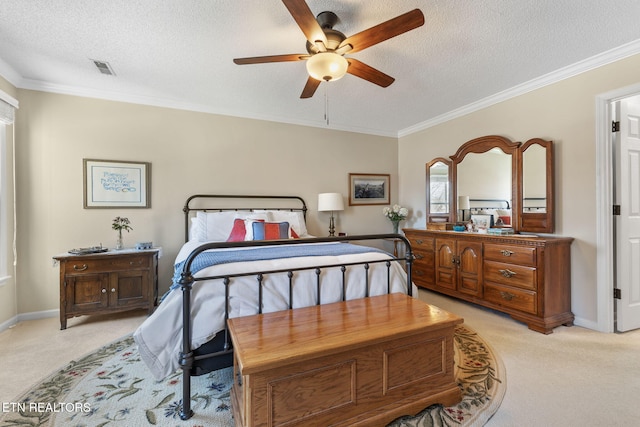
134 241 414 380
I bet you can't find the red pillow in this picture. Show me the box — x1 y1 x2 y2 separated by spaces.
226 218 247 242
226 218 267 242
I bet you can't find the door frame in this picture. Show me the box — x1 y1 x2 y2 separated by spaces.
595 82 640 333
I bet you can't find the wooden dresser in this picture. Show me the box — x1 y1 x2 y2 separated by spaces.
54 249 159 329
228 294 463 427
404 229 573 334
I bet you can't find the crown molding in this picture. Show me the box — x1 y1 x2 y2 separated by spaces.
398 39 640 138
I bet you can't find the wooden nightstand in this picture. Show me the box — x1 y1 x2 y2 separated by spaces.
53 248 159 330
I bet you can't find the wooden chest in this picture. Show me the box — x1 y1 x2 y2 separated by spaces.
228 293 463 427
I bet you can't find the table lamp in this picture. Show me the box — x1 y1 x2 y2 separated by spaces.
318 193 344 236
458 195 470 222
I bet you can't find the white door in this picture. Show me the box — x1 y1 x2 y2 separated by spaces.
616 94 640 332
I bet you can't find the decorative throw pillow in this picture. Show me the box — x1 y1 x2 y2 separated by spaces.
251 221 290 240
226 218 249 242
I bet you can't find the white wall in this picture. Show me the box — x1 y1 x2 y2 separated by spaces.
8 90 398 318
0 75 17 328
398 53 640 328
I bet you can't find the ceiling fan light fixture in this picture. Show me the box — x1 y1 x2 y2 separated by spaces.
306 52 348 82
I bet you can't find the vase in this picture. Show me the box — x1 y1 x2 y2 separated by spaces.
116 231 123 250
391 220 400 234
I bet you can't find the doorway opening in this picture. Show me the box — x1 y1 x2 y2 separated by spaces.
596 83 640 333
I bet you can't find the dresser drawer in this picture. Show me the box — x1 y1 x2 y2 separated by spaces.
411 249 434 287
484 243 536 266
62 255 151 274
404 233 434 251
484 282 537 315
484 260 536 290
412 248 433 266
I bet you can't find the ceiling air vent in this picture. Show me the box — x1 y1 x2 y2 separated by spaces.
91 60 116 76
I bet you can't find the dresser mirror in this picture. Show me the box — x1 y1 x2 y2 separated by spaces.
426 158 452 223
518 138 554 232
425 135 554 233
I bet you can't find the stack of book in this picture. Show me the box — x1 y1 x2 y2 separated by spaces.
487 228 514 235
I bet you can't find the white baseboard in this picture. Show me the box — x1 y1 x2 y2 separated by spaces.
573 315 600 332
0 315 18 333
0 309 59 333
18 309 59 322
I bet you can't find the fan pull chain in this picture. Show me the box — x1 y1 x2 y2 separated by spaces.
324 83 329 126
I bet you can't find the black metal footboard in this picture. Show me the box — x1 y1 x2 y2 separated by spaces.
177 234 413 420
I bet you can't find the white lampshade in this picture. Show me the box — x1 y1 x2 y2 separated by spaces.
318 193 344 212
458 195 470 210
306 52 349 82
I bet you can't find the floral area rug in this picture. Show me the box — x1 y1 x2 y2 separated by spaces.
0 324 504 427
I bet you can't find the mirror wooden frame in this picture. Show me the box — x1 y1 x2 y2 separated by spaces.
425 135 554 233
425 158 453 223
517 138 554 233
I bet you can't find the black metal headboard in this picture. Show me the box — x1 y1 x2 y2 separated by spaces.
469 198 511 209
183 194 308 242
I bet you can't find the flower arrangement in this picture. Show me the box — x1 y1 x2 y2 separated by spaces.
383 204 409 221
383 205 409 234
112 217 132 249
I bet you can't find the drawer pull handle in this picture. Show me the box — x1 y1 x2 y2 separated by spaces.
73 264 88 271
500 250 514 257
414 253 424 260
500 291 515 301
101 288 106 294
415 239 424 244
414 270 424 276
499 269 516 278
111 288 116 293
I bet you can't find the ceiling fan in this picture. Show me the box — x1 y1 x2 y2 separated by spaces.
233 0 425 99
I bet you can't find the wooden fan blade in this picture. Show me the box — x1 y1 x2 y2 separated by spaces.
339 9 424 54
300 76 321 98
233 54 309 65
282 0 327 47
346 58 395 87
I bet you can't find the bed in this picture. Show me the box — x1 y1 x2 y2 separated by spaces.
468 198 512 226
133 194 416 420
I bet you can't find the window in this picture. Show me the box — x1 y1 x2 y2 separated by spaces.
0 92 17 285
0 122 8 283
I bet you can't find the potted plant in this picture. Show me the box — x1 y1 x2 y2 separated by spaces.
112 217 132 250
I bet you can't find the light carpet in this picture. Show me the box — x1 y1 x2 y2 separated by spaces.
0 324 504 427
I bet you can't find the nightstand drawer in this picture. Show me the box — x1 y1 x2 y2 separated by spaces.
62 255 151 274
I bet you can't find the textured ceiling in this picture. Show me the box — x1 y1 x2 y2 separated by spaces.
1 0 639 137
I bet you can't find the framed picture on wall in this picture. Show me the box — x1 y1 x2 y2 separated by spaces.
348 173 390 206
83 159 151 208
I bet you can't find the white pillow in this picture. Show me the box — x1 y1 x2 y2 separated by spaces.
195 211 239 242
268 211 308 237
188 217 201 241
